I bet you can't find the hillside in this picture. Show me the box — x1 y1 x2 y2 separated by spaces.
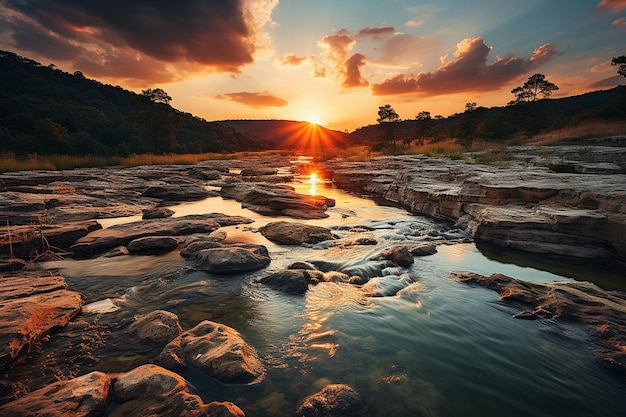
349 86 626 144
0 50 265 155
220 119 348 149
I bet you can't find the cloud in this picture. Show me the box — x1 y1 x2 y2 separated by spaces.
613 17 626 29
317 29 358 86
355 27 395 39
588 75 624 88
0 0 278 83
275 53 308 67
213 91 288 108
371 37 559 96
597 0 626 12
343 53 368 88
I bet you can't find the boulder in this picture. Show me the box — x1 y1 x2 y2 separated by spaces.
0 275 82 368
113 364 245 417
258 270 311 294
453 272 626 374
372 245 414 267
259 221 334 245
0 371 111 417
130 310 182 345
142 207 175 219
192 244 271 274
157 321 265 384
127 236 179 254
294 384 366 417
142 182 212 201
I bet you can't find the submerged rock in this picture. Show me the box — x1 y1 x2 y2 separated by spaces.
113 364 245 417
372 245 414 267
294 384 366 417
130 310 182 345
0 371 111 417
157 320 265 385
259 221 334 245
453 272 626 374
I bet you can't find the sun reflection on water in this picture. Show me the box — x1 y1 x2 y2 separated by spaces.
309 172 318 196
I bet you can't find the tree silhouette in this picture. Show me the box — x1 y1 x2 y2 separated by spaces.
414 111 431 145
612 55 626 79
376 104 399 147
141 88 172 105
510 74 559 104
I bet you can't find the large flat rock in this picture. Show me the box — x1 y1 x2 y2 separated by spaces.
0 275 82 368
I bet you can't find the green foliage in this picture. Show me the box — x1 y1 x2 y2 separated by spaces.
0 50 263 156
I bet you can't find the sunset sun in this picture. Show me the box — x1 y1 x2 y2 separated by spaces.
306 113 321 125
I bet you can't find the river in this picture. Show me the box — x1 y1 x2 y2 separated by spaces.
42 158 625 417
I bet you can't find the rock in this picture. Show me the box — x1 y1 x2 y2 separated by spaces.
0 371 111 417
453 272 626 374
240 167 278 176
259 270 311 294
372 245 414 267
294 384 366 417
259 221 334 245
287 261 317 270
409 243 438 256
192 244 271 274
0 220 102 258
142 181 212 201
127 236 179 254
221 183 335 219
326 149 626 265
130 310 182 345
157 321 265 384
0 275 82 368
0 257 27 272
70 214 249 257
113 364 244 417
142 207 175 219
101 246 129 257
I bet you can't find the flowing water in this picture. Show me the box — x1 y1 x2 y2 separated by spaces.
43 160 625 417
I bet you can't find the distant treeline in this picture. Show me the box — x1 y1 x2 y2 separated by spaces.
0 50 264 156
350 86 626 146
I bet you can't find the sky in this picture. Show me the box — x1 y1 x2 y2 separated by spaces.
0 0 625 131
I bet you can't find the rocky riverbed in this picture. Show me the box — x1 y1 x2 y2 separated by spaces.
0 147 625 417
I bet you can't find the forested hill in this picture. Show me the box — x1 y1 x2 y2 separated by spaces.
0 50 265 156
220 120 348 149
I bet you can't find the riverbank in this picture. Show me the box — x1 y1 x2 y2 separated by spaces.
1 148 625 416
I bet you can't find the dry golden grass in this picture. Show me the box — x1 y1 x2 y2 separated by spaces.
530 120 626 145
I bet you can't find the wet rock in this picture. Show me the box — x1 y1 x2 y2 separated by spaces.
113 364 245 417
130 310 182 345
288 261 317 270
372 245 414 267
192 244 271 274
240 167 279 176
142 181 212 201
0 275 82 368
101 246 129 257
142 207 175 219
127 236 180 254
453 272 626 374
221 183 335 219
0 257 27 272
0 220 102 258
259 270 310 294
294 384 366 417
70 214 248 257
409 243 438 256
259 221 334 245
157 321 265 385
0 371 111 417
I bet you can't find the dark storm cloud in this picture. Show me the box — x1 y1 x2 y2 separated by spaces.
0 0 265 82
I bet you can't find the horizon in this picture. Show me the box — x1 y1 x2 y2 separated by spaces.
1 1 624 131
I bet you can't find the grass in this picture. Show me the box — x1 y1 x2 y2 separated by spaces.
529 120 626 146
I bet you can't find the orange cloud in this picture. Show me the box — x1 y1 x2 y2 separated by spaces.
613 17 626 29
213 91 288 109
276 53 308 67
343 53 368 88
597 0 626 11
0 0 277 83
371 37 559 96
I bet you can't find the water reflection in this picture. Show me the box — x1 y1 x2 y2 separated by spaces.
308 172 318 196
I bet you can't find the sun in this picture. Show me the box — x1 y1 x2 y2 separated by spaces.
306 113 321 125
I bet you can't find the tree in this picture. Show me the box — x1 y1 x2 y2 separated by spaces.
612 55 626 79
376 104 399 148
414 111 431 145
510 74 559 104
141 88 172 105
